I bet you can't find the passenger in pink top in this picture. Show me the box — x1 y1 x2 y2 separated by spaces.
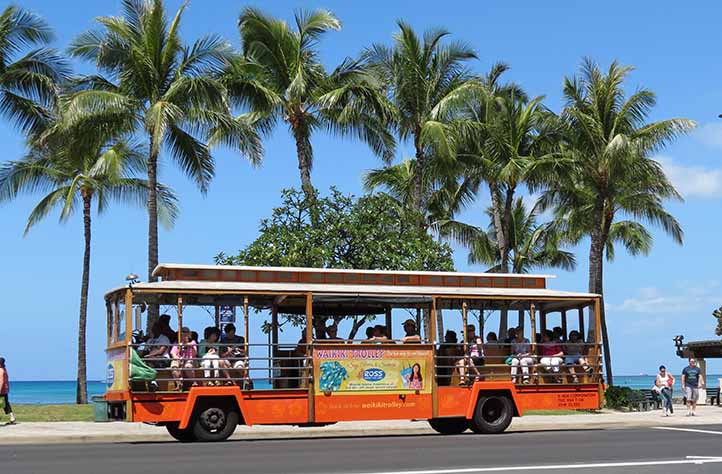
170 327 198 390
539 331 564 380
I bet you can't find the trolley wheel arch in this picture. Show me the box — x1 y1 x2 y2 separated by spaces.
177 387 247 430
464 382 523 420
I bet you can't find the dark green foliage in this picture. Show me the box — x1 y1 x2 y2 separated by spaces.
604 385 643 409
216 188 454 272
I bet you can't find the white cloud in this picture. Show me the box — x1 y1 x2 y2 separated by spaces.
656 155 722 198
609 282 722 314
694 122 722 150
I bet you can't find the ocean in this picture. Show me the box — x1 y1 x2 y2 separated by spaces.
9 376 722 404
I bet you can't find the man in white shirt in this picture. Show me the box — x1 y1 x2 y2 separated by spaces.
143 323 171 366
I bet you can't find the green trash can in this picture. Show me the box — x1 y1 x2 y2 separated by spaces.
92 395 109 422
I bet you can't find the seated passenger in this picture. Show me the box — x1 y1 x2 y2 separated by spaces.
159 313 178 342
552 326 564 342
486 332 499 344
142 322 171 367
221 324 247 385
539 330 564 381
325 324 344 342
170 327 197 390
400 319 421 344
456 324 483 384
563 330 590 382
438 330 462 385
504 327 516 344
199 326 222 385
510 330 534 384
365 325 389 343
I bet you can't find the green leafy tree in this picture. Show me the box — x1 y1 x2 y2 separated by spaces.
364 22 478 215
228 8 394 200
68 0 262 325
215 188 454 337
539 59 695 385
0 92 178 403
0 5 68 135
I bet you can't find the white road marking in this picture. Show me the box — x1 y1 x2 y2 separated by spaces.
653 426 722 435
362 457 722 474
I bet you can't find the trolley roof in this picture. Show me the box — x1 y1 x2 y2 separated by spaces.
106 264 598 313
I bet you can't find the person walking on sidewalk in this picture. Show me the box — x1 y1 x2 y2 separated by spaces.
0 357 16 425
653 365 675 416
681 357 704 417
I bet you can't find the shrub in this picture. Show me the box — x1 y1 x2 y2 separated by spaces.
605 386 642 409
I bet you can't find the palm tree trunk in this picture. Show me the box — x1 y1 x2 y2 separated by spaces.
588 198 613 385
489 182 507 272
489 182 509 339
501 186 514 271
76 191 91 404
146 141 159 332
292 122 315 201
413 133 424 217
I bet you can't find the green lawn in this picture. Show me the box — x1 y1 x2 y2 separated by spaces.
11 404 94 422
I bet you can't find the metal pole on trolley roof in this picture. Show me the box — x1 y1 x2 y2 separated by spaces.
177 296 183 344
243 297 250 353
462 301 469 355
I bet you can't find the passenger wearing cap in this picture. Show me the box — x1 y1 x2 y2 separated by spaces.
170 326 198 390
400 319 421 344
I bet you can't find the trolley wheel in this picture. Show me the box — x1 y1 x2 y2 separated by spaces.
165 422 197 442
192 406 239 442
428 417 469 435
470 395 513 434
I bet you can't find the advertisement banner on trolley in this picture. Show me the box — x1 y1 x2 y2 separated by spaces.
313 346 433 394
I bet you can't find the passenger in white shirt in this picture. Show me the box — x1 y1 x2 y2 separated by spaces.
510 329 534 384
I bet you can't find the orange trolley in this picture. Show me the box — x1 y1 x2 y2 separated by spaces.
103 264 603 442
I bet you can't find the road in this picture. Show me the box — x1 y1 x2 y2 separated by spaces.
2 424 722 473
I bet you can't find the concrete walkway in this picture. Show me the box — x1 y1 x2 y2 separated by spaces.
1 405 721 445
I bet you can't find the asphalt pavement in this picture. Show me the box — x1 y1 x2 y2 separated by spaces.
3 424 722 474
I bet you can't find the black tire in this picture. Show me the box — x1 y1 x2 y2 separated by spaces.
192 406 239 442
470 395 513 434
166 422 197 442
428 417 469 435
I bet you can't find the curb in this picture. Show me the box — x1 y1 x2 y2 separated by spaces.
1 416 718 445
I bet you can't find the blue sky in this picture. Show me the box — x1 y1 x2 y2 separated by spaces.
2 0 722 381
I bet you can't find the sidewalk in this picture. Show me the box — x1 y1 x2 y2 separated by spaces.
1 405 721 445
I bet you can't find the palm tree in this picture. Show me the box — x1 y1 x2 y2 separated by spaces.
0 95 178 403
68 0 262 325
465 197 575 274
364 158 476 233
228 7 394 201
0 5 68 135
539 59 695 385
364 22 478 215
455 66 561 274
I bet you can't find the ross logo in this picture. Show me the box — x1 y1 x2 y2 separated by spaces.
106 363 115 387
363 368 385 382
